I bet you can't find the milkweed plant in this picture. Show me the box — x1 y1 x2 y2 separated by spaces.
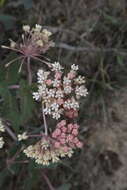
1 24 88 166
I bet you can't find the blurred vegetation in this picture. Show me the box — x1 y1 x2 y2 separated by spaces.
0 0 127 189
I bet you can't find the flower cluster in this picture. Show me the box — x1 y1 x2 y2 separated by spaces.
2 24 54 71
23 120 82 165
9 24 53 57
33 62 88 120
0 119 5 149
18 132 28 141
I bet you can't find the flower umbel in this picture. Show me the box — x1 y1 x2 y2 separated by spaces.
33 63 88 120
2 24 54 84
23 121 82 165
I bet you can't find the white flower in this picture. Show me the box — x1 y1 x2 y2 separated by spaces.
18 132 28 141
0 120 5 132
42 29 52 37
53 79 61 87
44 107 51 115
64 86 72 94
0 137 4 148
75 86 88 97
36 40 43 47
75 75 85 84
47 89 56 98
63 77 71 85
35 24 42 31
55 90 63 98
64 98 79 110
71 98 79 109
10 39 16 48
33 92 40 101
37 69 50 83
51 103 59 111
52 112 61 120
38 85 47 96
71 64 78 71
23 25 30 32
51 62 63 71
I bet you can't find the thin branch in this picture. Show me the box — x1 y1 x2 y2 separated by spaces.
8 85 20 89
5 126 17 141
5 57 22 67
56 42 127 55
42 172 56 190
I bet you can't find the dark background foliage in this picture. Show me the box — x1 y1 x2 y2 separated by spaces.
0 0 127 189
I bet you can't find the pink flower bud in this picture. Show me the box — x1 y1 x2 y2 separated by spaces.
55 72 62 79
57 98 64 105
57 120 66 128
46 79 52 85
61 127 67 133
73 124 80 129
54 128 61 136
65 109 78 118
67 124 73 132
67 71 76 79
59 138 66 144
66 135 74 142
52 132 57 138
73 137 79 143
54 141 61 148
72 129 78 136
76 141 83 148
61 133 66 138
63 146 69 152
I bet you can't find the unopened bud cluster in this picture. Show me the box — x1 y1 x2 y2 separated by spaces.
24 120 82 165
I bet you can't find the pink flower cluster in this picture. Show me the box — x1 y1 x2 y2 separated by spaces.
52 120 83 150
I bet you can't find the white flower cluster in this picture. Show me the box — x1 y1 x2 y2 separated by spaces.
0 119 5 149
0 120 5 132
23 138 73 166
33 63 88 120
0 137 4 149
18 132 28 141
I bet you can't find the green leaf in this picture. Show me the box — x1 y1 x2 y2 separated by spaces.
0 0 6 7
0 14 16 30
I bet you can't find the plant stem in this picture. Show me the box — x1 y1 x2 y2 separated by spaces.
42 172 56 190
42 105 48 135
27 57 32 85
5 126 17 141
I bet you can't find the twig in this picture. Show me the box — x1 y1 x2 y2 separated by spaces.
42 172 56 190
8 85 20 89
5 126 17 141
56 42 127 55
